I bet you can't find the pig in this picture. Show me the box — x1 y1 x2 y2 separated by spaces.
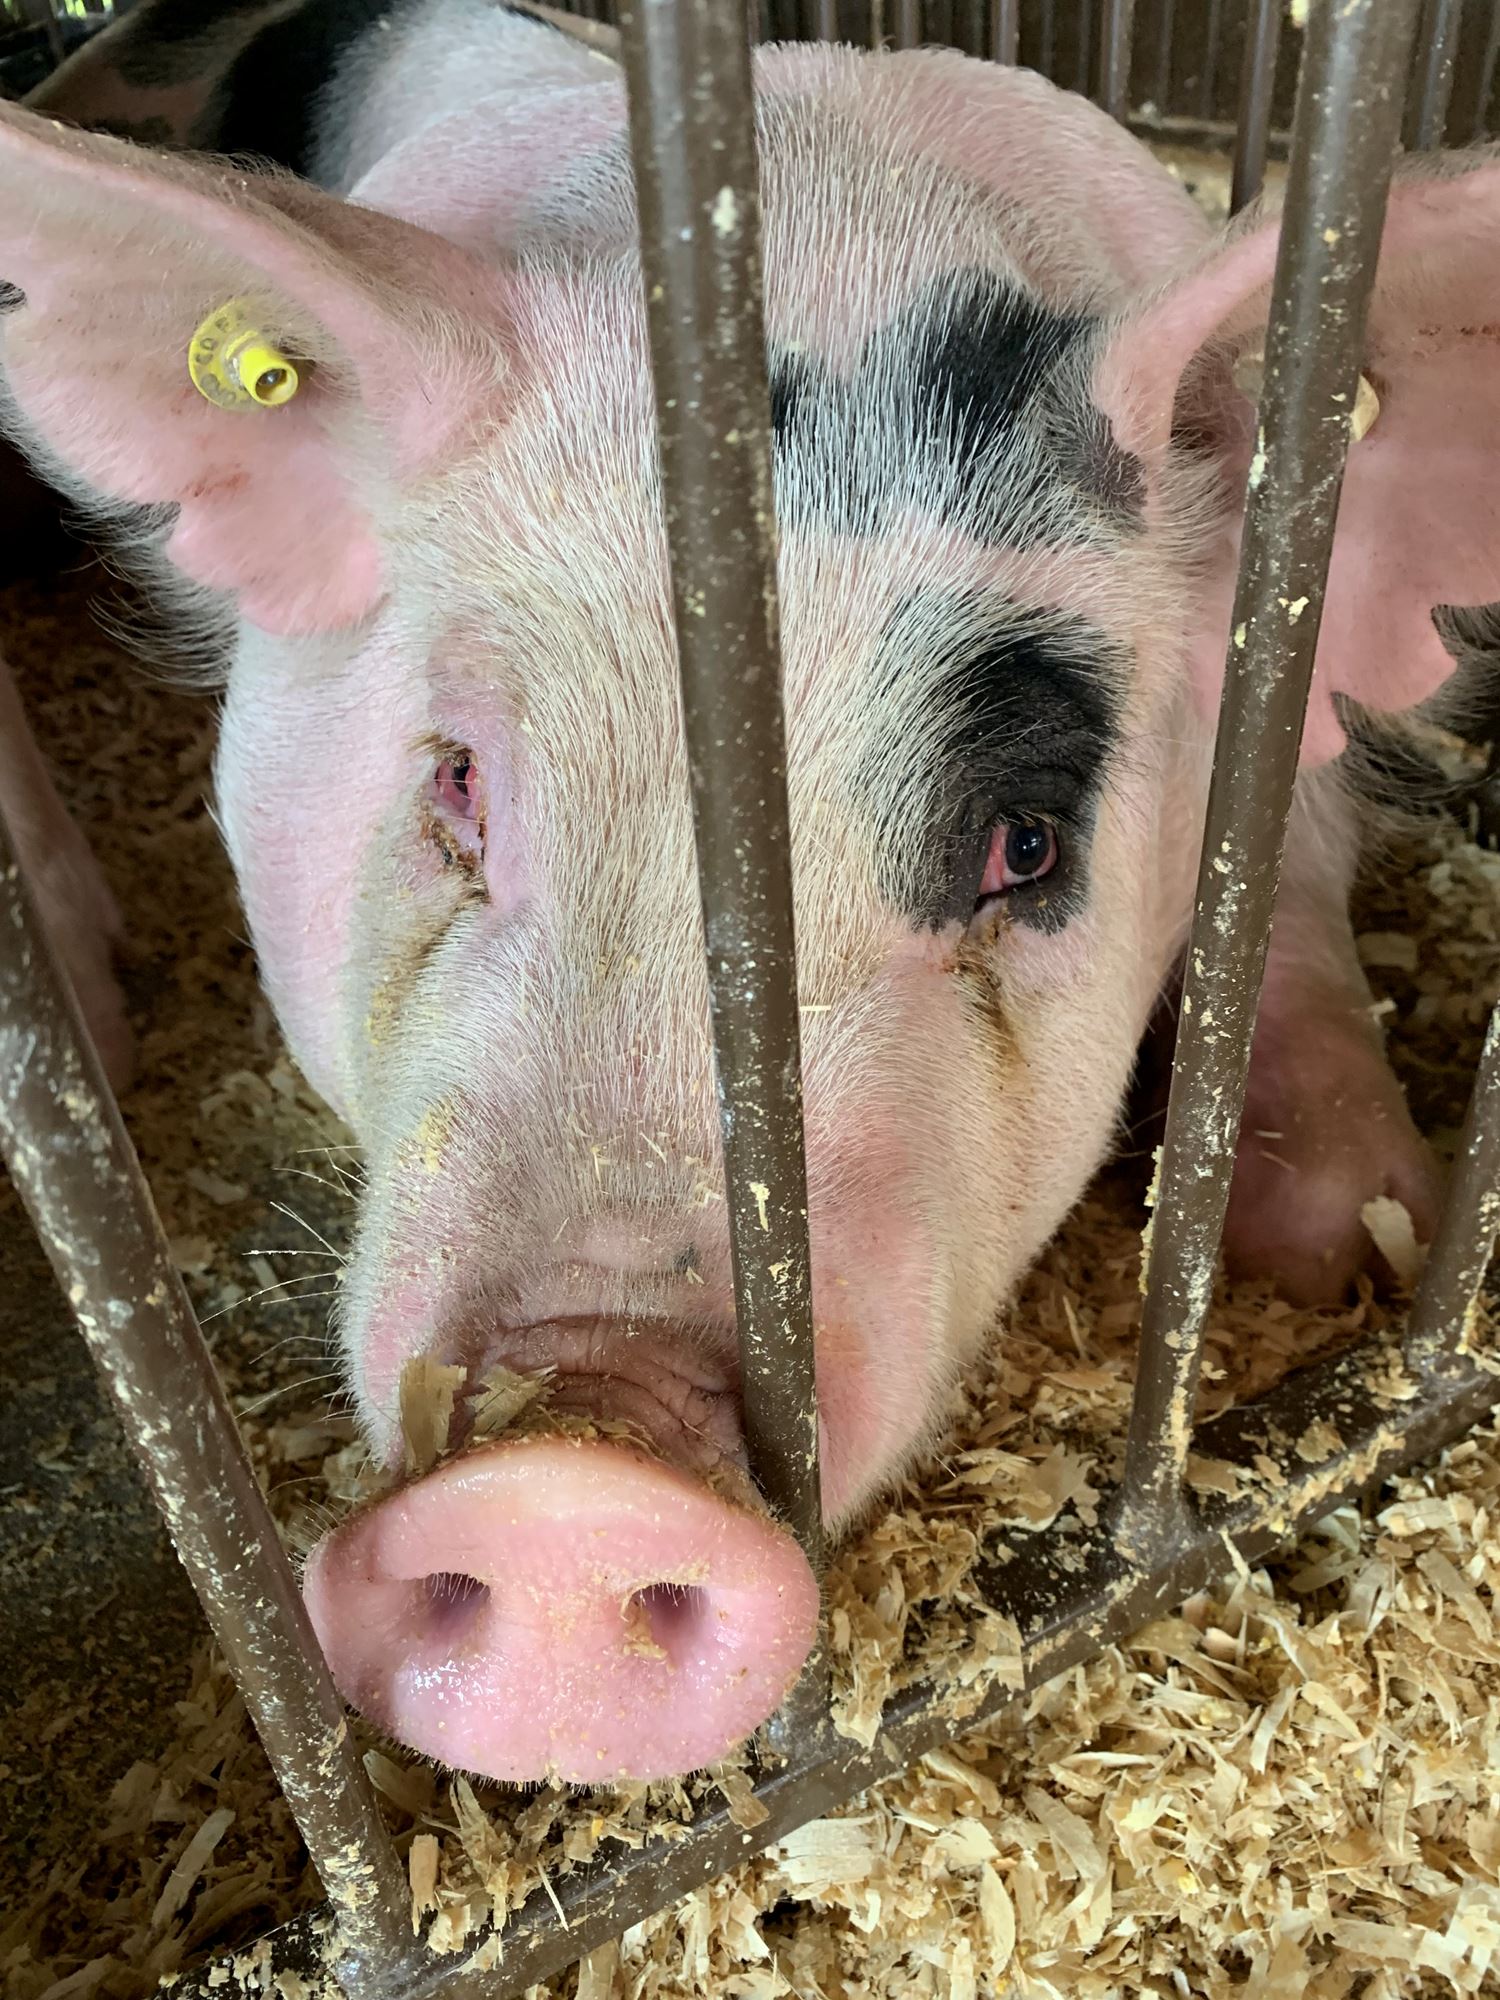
2 1 1497 1784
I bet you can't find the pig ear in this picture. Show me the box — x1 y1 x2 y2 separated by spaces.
0 105 503 637
1095 150 1500 767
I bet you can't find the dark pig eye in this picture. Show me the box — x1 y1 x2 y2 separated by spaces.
977 817 1059 902
429 748 485 870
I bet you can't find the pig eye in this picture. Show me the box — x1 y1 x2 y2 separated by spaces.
428 749 485 869
977 818 1059 901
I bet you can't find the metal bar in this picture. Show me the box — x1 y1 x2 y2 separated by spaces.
1036 0 1056 82
1150 0 1175 114
1130 107 1290 158
893 0 920 48
1230 0 1282 214
0 821 420 1989
954 0 984 55
1097 0 1134 119
615 0 824 1574
1117 0 1425 1562
1406 1006 1500 1375
802 0 839 38
1403 0 1462 149
1196 0 1223 121
989 0 1017 64
1450 0 1500 144
1073 0 1094 97
180 1325 1500 2000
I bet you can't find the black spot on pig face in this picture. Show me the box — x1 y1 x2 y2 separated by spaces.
770 270 1141 544
869 596 1122 930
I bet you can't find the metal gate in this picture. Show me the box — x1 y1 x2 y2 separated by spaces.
1 3 1497 1996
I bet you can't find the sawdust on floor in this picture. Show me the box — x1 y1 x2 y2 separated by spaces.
4 143 1500 2000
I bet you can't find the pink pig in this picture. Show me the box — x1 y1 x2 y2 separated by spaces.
2 2 1496 1783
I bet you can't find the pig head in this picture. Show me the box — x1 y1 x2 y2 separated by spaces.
2 18 1498 1782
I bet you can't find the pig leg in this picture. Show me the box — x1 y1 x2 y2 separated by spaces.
1222 774 1438 1303
0 644 132 1090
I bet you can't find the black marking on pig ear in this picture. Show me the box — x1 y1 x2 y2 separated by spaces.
869 594 1122 931
770 270 1142 545
0 283 22 315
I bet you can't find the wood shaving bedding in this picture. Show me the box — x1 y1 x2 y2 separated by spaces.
4 144 1500 2000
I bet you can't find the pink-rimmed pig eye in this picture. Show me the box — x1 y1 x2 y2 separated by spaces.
428 749 485 871
977 818 1059 901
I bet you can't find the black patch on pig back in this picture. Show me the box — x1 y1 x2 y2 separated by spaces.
871 594 1122 930
106 0 292 87
209 0 424 176
770 270 1142 546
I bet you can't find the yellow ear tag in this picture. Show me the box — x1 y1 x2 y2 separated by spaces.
188 298 301 411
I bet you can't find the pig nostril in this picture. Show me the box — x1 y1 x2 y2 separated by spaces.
421 1570 491 1641
631 1580 708 1653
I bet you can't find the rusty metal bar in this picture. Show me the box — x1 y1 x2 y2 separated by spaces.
1406 1006 1500 1376
179 1320 1500 2000
615 0 824 1580
1403 0 1462 149
1116 0 1425 1561
0 821 420 1990
1097 0 1134 119
989 0 1018 64
1230 0 1282 214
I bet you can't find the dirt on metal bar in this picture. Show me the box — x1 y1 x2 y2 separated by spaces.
1117 0 1424 1562
616 0 823 1571
170 1319 1500 2000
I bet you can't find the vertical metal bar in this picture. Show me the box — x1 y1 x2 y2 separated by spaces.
1074 0 1094 97
802 0 839 38
0 826 420 1990
1406 1007 1500 1375
1116 0 1425 1560
893 0 920 47
1196 0 1224 120
1403 0 1462 149
1150 0 1176 114
1036 0 1056 81
615 0 824 1575
1231 0 1282 214
954 0 985 55
1097 0 1134 119
1451 0 1500 143
989 0 1018 64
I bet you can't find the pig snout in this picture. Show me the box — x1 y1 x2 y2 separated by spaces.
302 1433 820 1784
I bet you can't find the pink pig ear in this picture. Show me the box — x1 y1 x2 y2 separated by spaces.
0 105 503 637
1095 149 1500 767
